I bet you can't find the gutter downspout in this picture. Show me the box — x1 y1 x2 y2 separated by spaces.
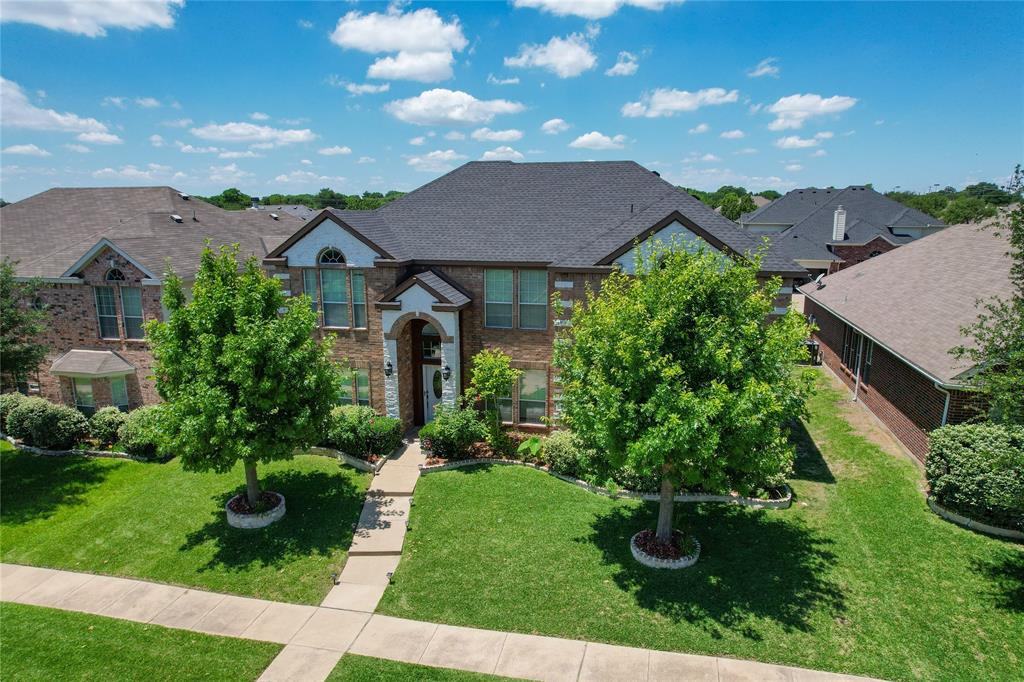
852 334 866 402
935 382 952 427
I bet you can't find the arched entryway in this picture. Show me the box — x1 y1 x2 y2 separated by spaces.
381 310 461 430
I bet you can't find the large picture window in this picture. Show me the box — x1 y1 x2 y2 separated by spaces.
121 288 144 339
338 368 370 406
485 384 513 423
484 269 513 328
111 376 129 411
74 378 95 417
518 270 547 330
303 248 367 329
518 369 547 424
94 286 119 339
320 269 350 328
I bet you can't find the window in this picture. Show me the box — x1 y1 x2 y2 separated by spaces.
106 268 126 281
110 376 129 411
351 271 367 328
841 324 867 374
320 269 350 327
518 270 547 330
484 269 513 328
318 248 345 265
421 324 441 359
518 369 547 424
74 378 95 417
120 288 144 339
338 369 370 406
303 270 319 314
355 369 370 406
862 341 875 384
485 384 513 424
94 286 119 338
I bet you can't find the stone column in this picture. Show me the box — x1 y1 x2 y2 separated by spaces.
439 341 457 407
382 337 399 419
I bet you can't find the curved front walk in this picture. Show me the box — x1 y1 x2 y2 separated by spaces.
0 440 885 682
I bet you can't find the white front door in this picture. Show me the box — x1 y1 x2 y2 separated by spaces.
422 365 443 422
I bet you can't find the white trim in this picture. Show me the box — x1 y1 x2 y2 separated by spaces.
60 238 158 279
15 276 81 284
53 369 136 379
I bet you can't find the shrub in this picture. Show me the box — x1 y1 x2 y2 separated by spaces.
117 405 165 458
927 422 1024 530
6 397 89 450
419 404 485 460
325 405 403 460
0 392 27 432
543 430 599 477
90 407 127 446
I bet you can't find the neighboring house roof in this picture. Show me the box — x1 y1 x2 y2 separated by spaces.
50 350 136 377
322 161 803 273
741 186 946 266
252 204 318 221
800 221 1013 386
0 187 305 279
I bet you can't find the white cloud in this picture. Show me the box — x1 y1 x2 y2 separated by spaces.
300 159 312 165
3 143 51 157
135 97 161 108
385 89 524 126
444 131 466 140
250 112 270 121
330 7 467 83
77 131 122 144
605 51 638 77
318 145 353 156
0 0 182 37
512 0 682 20
701 153 720 162
409 136 428 146
784 163 803 172
541 118 570 134
664 166 795 192
720 129 745 139
273 170 345 185
345 82 390 95
487 74 520 85
297 19 313 29
481 146 524 161
219 150 262 159
874 119 885 126
774 131 833 149
208 163 252 184
149 134 165 147
766 93 858 130
810 149 827 157
93 163 174 181
1 77 108 133
175 141 220 154
505 33 596 78
569 131 627 150
622 87 739 117
747 57 779 78
357 156 376 164
161 117 193 128
471 127 523 142
64 143 90 153
734 147 758 155
191 121 316 146
688 123 710 134
405 149 468 172
102 95 126 109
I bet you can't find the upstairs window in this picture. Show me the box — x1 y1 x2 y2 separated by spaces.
351 271 367 328
518 270 548 330
105 268 126 282
94 287 119 339
120 288 145 339
303 270 319 314
320 269 350 327
303 247 367 329
484 269 513 328
319 248 345 265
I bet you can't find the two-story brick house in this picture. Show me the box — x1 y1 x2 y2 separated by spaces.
3 161 805 429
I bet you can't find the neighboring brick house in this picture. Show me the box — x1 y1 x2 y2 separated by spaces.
739 185 946 279
801 221 1012 461
3 161 805 429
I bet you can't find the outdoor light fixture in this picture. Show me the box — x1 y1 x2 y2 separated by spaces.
441 364 452 382
384 360 393 377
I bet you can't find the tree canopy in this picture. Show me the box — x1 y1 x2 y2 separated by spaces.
554 242 814 543
886 180 1016 224
199 187 405 212
0 258 48 390
147 244 342 507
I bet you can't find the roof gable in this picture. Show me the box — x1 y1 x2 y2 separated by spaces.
61 238 159 279
265 211 392 266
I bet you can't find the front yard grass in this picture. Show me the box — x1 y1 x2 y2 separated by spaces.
0 602 281 681
377 370 1024 682
0 452 369 604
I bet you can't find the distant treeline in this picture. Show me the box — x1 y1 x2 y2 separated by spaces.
198 187 406 211
681 186 781 220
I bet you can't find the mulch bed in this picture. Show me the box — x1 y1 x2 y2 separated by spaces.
633 529 695 560
227 491 282 515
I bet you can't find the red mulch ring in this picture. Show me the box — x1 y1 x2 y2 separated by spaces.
228 491 282 515
633 529 693 561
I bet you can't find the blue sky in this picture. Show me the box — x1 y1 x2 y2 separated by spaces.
1 1 1021 202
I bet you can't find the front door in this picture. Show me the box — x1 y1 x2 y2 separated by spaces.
422 364 443 422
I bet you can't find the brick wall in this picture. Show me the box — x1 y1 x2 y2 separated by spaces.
829 237 899 274
806 298 976 461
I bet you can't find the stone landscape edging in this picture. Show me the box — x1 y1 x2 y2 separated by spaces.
418 457 793 509
2 434 158 462
303 445 389 473
630 532 701 569
225 492 286 529
927 497 1024 541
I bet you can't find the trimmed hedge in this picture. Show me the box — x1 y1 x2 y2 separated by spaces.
419 404 486 461
6 397 90 450
0 392 27 432
117 405 165 458
927 423 1024 531
90 407 127 446
324 405 403 461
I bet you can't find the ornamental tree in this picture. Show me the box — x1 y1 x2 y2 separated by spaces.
553 241 814 543
147 244 341 508
0 258 48 390
467 348 521 437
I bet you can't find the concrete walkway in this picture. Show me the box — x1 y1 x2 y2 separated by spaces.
1 563 879 682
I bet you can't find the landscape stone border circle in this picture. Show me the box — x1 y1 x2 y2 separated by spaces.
927 497 1023 540
226 492 286 529
630 531 701 569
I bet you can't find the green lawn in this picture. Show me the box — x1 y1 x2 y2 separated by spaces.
0 603 280 681
0 452 369 604
328 655 521 681
378 370 1024 682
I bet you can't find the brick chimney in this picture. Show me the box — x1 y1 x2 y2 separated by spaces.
832 205 847 241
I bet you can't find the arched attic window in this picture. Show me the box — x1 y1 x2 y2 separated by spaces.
106 268 126 281
318 248 346 265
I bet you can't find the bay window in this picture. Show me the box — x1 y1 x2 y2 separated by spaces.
74 378 95 417
111 376 129 411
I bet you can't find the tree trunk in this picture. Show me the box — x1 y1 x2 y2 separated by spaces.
244 461 261 508
656 473 674 544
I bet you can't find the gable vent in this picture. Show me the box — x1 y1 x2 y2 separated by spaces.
171 214 183 223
